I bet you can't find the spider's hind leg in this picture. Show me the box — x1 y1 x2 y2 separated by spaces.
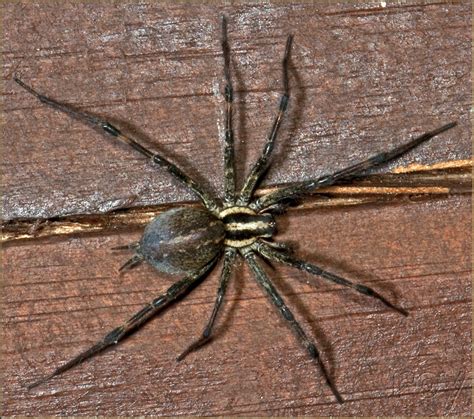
27 258 218 390
13 77 221 214
177 248 236 361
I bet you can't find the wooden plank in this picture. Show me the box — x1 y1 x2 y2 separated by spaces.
3 195 471 415
3 2 470 220
2 166 472 243
2 1 471 416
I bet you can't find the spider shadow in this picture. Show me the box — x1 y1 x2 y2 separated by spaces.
103 116 219 203
259 249 339 381
263 202 411 381
229 48 247 186
283 204 408 309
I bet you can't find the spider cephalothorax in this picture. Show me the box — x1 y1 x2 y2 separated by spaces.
16 16 456 404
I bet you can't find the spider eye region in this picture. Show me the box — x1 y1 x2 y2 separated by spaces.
138 207 225 276
220 206 276 248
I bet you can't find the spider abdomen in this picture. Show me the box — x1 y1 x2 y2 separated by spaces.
139 207 225 276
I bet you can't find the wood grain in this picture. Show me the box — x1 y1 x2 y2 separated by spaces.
2 1 471 416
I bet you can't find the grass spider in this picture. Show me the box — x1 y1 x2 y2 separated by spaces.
14 16 456 403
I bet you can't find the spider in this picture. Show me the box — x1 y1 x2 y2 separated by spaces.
15 16 456 404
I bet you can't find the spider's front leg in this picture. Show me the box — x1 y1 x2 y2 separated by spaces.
252 121 457 211
255 240 408 315
27 257 218 390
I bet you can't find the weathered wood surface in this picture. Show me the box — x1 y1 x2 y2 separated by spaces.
2 1 471 416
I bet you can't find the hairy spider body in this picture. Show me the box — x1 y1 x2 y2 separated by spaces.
15 16 456 404
139 207 225 276
220 207 276 247
137 206 275 274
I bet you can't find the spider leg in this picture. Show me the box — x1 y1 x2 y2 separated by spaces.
177 247 236 360
255 240 408 316
252 121 457 211
27 257 218 390
221 17 236 205
260 238 295 254
13 77 220 215
238 34 293 205
242 249 344 404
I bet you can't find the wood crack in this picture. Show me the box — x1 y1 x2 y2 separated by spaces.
2 162 471 244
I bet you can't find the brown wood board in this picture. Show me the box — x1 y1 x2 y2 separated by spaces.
2 1 471 416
